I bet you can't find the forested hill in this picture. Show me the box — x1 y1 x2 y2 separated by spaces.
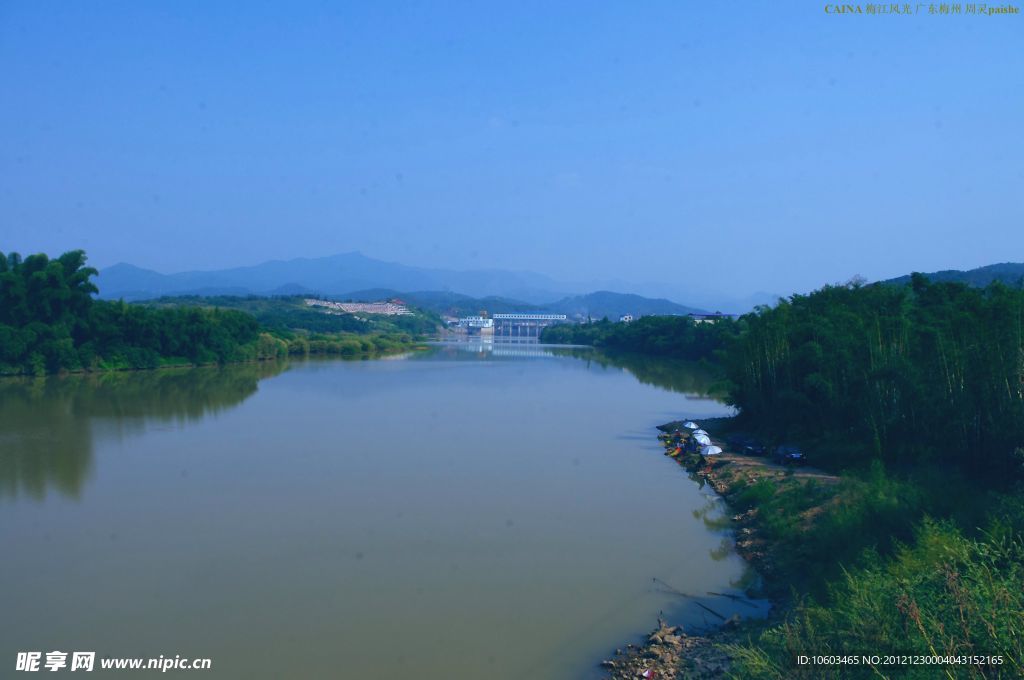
338 289 704 319
544 272 1024 676
0 250 417 376
884 262 1024 288
546 273 1024 481
546 291 703 319
141 295 440 336
718 275 1024 676
726 273 1024 478
541 315 734 362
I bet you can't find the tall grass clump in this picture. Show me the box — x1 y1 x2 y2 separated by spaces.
726 520 1024 679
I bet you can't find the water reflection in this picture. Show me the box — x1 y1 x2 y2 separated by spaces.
429 340 563 360
0 361 286 501
693 497 734 532
547 347 726 398
437 341 727 398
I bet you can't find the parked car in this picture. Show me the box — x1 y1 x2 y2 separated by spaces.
727 435 767 457
743 442 768 457
773 444 805 465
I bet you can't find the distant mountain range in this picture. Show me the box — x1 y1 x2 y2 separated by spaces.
102 253 1024 319
96 252 707 318
884 263 1024 288
97 252 573 303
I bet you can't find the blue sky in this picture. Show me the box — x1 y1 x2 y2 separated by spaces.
1 1 1021 299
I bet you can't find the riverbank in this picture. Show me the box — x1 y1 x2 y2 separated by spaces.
0 250 437 376
0 335 429 377
600 417 840 679
600 618 742 678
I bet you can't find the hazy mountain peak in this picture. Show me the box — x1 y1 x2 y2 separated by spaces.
94 252 715 315
883 262 1024 288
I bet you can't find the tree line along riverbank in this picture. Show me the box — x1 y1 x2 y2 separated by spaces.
541 277 1024 678
0 250 429 376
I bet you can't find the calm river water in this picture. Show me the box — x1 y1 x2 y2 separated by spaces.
0 343 764 678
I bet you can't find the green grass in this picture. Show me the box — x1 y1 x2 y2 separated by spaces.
725 520 1024 679
696 452 1024 678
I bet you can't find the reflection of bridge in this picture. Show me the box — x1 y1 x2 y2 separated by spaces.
491 313 567 338
450 340 562 358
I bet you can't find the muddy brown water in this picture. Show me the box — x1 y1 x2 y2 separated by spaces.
0 343 766 678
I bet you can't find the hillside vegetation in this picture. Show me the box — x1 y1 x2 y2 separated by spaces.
541 315 736 361
339 288 702 320
727 274 1024 477
719 276 1024 677
547 274 1024 677
141 294 440 336
0 250 421 376
884 262 1024 289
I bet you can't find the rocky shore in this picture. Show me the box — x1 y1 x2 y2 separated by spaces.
598 418 835 679
599 618 741 679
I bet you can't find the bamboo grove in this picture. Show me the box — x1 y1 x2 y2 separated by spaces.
724 274 1024 479
0 250 274 374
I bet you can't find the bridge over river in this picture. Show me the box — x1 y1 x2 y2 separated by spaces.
491 313 567 338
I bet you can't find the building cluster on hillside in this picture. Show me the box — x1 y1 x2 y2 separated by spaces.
304 298 412 316
582 312 737 324
688 312 737 323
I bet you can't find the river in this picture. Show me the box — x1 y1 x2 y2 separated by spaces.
0 343 764 678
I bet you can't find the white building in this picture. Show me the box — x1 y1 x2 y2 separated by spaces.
457 316 494 329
